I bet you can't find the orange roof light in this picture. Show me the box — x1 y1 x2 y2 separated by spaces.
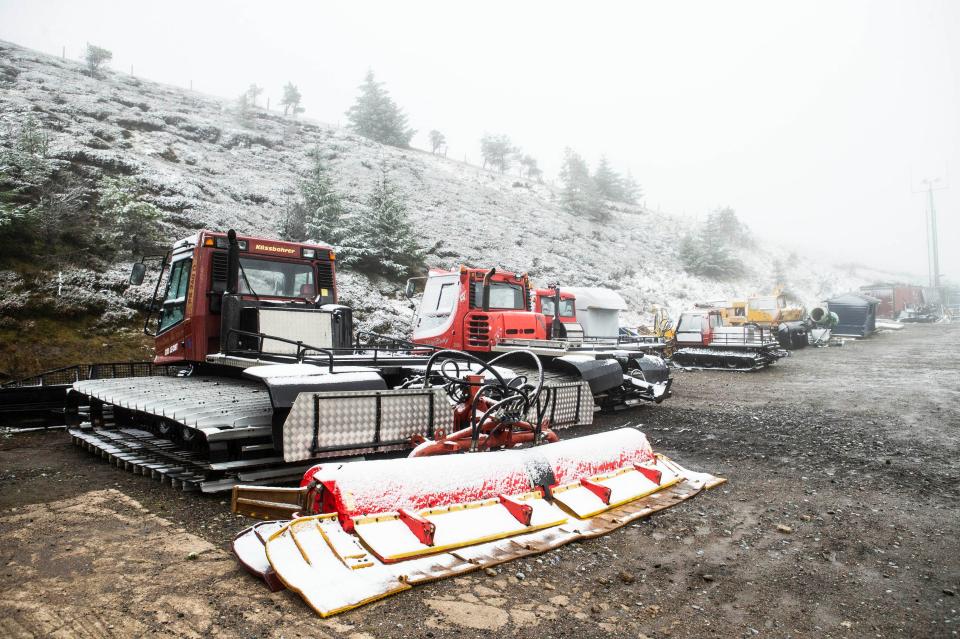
329 251 336 261
203 237 215 247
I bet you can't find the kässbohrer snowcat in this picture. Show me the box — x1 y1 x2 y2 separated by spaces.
669 308 787 370
406 267 672 407
64 231 596 492
47 230 723 612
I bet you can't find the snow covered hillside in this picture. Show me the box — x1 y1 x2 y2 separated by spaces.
0 39 901 337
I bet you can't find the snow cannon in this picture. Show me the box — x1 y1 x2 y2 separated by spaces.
809 306 839 328
230 427 726 617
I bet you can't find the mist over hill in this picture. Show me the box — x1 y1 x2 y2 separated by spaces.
0 39 902 376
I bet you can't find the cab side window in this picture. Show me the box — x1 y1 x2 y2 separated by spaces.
159 259 192 332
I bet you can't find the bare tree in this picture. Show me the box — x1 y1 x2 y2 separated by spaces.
280 82 303 117
520 155 542 182
428 130 446 154
479 133 516 173
246 84 263 107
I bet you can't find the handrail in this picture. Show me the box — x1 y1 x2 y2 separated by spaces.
354 331 439 352
2 361 181 388
224 328 336 373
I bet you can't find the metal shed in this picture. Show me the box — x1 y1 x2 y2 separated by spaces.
826 293 880 337
562 287 627 339
858 283 923 319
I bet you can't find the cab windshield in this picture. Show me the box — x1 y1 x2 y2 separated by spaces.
471 281 525 310
750 297 779 311
677 314 705 332
238 257 315 298
540 296 576 318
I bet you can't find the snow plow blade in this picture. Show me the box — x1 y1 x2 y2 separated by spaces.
230 428 725 616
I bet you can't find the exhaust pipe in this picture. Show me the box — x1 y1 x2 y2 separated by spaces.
226 229 240 294
481 267 496 312
551 285 562 339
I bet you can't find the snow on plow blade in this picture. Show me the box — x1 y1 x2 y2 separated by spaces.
231 428 725 617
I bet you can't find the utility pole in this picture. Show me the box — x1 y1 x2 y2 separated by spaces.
915 177 947 289
912 176 948 311
926 182 941 289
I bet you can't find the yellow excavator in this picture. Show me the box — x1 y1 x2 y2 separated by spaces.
716 289 808 349
651 306 676 355
720 289 805 328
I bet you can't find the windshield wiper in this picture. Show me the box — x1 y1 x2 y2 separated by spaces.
238 261 261 301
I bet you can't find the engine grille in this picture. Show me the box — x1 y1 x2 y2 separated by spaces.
467 314 490 348
317 260 335 290
211 251 229 292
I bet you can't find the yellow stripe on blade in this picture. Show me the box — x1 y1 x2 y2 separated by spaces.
354 495 568 563
551 464 682 519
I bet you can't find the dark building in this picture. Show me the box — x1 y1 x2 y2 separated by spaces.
826 293 880 337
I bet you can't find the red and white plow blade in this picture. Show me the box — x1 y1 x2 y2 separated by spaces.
232 428 725 617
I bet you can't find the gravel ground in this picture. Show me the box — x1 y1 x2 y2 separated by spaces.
1 323 958 638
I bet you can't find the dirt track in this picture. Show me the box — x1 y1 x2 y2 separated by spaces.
1 323 958 638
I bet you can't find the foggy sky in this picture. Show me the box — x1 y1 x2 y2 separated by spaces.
1 0 957 282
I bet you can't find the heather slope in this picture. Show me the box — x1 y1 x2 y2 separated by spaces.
0 39 904 376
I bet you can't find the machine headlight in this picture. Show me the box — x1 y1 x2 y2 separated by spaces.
302 248 316 259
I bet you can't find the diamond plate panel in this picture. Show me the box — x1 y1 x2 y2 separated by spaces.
526 381 593 430
283 388 455 462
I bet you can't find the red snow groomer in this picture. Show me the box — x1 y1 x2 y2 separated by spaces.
531 285 582 339
670 309 788 371
406 267 673 407
231 353 724 615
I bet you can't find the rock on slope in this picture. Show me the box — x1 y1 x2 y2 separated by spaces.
0 39 894 335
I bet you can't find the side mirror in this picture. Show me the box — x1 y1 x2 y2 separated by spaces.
404 279 416 299
130 262 147 285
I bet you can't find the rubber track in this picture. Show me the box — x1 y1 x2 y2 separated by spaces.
669 350 773 371
68 427 308 493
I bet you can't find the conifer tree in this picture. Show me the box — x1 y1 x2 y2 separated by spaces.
345 71 415 148
593 156 624 202
277 151 346 243
235 91 253 124
707 206 753 246
559 148 605 220
301 151 347 244
97 176 161 254
622 170 642 204
339 164 424 279
678 209 748 280
277 201 307 242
